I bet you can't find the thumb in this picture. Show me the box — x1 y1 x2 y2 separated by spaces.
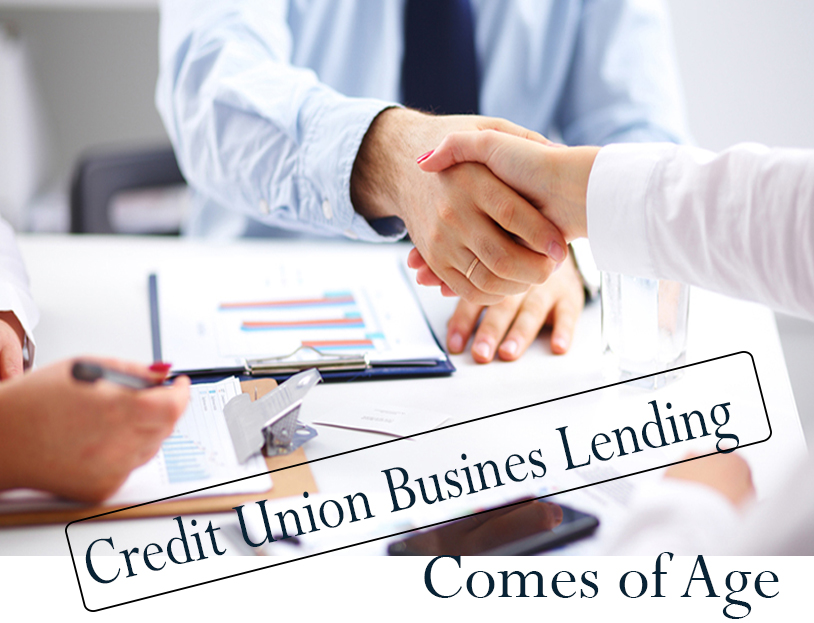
417 130 500 173
482 117 556 145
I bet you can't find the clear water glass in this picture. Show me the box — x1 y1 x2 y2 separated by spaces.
600 272 690 388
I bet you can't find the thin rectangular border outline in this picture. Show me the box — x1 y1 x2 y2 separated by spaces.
66 350 772 612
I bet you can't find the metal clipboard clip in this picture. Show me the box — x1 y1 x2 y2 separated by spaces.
224 368 323 463
244 345 370 376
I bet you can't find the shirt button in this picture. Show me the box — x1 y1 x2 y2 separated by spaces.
259 199 270 215
322 198 333 220
344 229 358 240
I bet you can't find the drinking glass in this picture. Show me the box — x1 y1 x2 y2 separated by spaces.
600 272 690 388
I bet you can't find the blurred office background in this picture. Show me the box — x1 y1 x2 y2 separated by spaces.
1 0 812 440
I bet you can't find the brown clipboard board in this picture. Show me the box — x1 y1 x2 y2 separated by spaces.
0 378 317 527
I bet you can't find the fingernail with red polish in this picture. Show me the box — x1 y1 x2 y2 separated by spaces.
416 150 434 164
150 362 173 373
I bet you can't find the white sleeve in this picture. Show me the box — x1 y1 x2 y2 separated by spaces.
0 218 38 365
601 478 742 555
587 142 814 320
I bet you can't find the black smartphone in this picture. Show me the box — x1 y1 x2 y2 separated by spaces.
387 499 599 556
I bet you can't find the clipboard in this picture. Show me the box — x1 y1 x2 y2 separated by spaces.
0 379 317 527
149 272 456 383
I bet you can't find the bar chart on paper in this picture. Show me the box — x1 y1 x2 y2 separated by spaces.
155 250 447 373
218 290 389 357
107 378 271 504
158 380 242 484
0 378 271 514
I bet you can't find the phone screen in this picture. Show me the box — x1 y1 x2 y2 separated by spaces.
387 499 599 556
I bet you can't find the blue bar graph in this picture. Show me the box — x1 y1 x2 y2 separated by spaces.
161 433 210 483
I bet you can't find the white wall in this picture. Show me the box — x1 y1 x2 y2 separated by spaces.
0 8 165 185
5 2 814 186
667 0 814 150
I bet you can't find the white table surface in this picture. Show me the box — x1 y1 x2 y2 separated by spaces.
1 235 807 555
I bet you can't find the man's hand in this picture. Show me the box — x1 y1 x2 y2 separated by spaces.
409 248 585 362
665 453 755 508
0 359 190 503
0 311 26 380
351 109 568 305
417 129 601 242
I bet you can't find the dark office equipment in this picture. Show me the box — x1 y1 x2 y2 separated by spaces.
70 146 185 234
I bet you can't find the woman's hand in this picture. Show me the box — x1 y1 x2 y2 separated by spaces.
417 130 599 242
0 358 190 503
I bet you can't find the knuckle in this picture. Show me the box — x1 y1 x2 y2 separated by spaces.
529 225 553 252
523 297 550 321
436 201 458 225
488 250 514 280
452 279 474 300
428 226 447 248
476 322 501 342
530 257 554 283
557 301 579 320
479 274 524 298
493 197 519 230
480 308 514 335
447 312 473 333
465 289 492 306
506 281 528 296
482 293 505 306
472 270 502 295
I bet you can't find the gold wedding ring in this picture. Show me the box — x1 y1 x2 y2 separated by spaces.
465 257 480 280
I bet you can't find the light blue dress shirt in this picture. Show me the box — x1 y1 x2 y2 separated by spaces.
157 0 689 241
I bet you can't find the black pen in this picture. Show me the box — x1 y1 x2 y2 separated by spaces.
71 361 161 390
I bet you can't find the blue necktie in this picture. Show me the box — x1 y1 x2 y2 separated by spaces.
401 0 480 115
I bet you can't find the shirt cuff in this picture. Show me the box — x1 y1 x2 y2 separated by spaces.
586 143 676 278
570 239 600 300
298 96 406 243
0 282 38 367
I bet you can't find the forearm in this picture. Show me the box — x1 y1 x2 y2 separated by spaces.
0 383 30 491
547 146 599 240
351 108 415 221
157 1 395 241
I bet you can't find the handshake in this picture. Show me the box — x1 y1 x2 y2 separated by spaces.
408 130 598 297
352 108 600 363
